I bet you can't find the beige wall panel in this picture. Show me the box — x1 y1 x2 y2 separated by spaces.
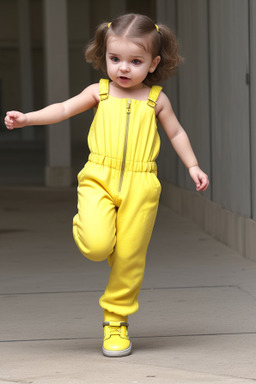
177 0 211 198
156 0 179 185
249 0 256 220
209 0 251 216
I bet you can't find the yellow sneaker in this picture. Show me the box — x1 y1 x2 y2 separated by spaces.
102 321 132 357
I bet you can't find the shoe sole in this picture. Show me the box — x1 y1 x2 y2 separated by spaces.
102 343 132 358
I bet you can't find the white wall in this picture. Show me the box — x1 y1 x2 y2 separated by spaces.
177 0 211 199
157 0 255 220
156 0 179 185
249 0 256 221
209 0 251 217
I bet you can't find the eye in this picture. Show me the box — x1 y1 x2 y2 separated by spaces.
110 56 119 63
132 59 142 65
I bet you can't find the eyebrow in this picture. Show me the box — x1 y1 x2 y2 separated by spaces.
107 52 144 58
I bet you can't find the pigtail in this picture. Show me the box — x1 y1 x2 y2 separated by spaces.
145 23 183 86
85 22 109 73
158 24 183 73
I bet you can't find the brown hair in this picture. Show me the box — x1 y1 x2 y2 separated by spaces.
85 13 183 86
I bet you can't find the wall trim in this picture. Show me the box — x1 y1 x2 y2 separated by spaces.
160 181 256 262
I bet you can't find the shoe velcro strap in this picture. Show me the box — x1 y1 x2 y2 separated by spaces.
102 321 129 328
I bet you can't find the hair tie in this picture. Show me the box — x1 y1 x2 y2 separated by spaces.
108 22 112 28
155 24 159 32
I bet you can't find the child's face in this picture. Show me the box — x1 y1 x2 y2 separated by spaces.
106 35 160 90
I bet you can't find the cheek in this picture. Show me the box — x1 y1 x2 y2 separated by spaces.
137 64 151 75
105 61 112 74
106 60 115 71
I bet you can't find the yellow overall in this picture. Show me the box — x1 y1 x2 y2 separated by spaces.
73 79 162 318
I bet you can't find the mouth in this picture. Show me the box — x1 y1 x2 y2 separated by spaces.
119 76 130 81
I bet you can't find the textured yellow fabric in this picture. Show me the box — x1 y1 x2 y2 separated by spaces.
73 79 162 317
88 79 162 168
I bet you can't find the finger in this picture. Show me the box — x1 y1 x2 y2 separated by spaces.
4 116 10 126
7 111 20 121
5 123 14 130
193 177 201 190
198 177 209 191
6 111 15 118
5 116 14 129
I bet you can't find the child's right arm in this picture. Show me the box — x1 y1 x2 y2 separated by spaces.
5 83 99 130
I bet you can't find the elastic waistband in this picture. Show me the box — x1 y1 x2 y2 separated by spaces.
88 153 157 172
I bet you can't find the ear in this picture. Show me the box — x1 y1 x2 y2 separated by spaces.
149 55 161 73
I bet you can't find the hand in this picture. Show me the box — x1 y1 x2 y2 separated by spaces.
189 165 209 192
4 111 28 130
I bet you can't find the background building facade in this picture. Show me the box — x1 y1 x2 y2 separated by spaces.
0 0 255 259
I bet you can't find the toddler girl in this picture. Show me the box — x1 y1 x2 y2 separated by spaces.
5 13 209 357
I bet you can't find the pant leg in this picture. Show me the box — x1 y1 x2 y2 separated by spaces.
73 162 117 262
99 171 161 316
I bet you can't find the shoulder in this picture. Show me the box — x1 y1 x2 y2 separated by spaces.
83 83 100 102
155 91 172 117
87 83 100 99
156 90 171 106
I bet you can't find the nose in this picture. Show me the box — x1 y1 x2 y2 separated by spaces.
120 61 130 72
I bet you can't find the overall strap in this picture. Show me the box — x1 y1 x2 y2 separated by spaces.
147 85 163 108
99 79 109 101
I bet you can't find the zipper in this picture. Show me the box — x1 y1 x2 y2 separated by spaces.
118 98 131 192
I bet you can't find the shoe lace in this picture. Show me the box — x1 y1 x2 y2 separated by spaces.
109 325 122 336
103 322 128 337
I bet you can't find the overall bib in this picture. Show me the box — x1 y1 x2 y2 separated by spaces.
73 79 162 317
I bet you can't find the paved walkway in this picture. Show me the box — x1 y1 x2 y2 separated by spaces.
0 187 256 384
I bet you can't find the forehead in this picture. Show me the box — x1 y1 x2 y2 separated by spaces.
106 35 150 56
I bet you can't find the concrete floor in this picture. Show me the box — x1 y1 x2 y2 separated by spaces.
0 187 256 384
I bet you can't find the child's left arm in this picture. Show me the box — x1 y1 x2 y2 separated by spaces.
157 92 209 192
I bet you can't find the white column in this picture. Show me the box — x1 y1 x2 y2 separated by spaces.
18 0 35 141
43 0 72 186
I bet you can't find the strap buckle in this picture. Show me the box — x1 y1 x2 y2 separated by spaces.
147 97 157 108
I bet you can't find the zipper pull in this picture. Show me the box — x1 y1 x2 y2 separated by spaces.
127 99 131 114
